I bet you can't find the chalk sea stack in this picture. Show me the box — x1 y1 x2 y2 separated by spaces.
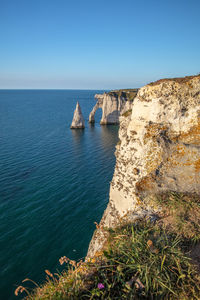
70 102 85 129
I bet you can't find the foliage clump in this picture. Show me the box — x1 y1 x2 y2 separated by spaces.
16 219 200 299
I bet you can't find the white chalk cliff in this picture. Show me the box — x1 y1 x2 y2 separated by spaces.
71 102 85 129
87 74 200 257
89 90 138 124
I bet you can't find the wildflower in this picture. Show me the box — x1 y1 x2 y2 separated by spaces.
97 283 105 289
15 286 25 296
77 260 83 267
94 222 100 229
14 285 30 297
69 260 76 267
45 270 53 278
59 256 69 265
147 239 159 254
147 239 153 247
135 278 145 290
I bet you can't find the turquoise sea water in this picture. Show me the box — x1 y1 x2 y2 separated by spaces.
0 90 119 300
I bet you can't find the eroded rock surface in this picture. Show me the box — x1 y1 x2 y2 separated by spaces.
87 74 200 257
71 102 85 129
89 95 104 123
89 90 138 125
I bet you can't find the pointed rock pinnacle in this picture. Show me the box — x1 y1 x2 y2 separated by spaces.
70 102 85 129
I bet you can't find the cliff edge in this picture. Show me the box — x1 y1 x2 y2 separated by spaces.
87 74 200 257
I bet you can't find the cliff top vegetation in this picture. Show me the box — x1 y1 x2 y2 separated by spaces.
108 89 138 101
148 74 200 87
15 191 200 300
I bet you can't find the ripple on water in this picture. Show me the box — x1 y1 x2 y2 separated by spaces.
0 90 118 300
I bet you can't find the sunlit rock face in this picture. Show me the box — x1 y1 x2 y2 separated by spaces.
89 90 137 125
71 102 85 129
87 75 200 257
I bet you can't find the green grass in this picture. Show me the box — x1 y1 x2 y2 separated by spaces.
108 89 138 101
15 219 200 299
122 109 132 117
155 192 200 242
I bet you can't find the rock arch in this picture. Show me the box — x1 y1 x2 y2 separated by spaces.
89 92 134 125
89 95 104 123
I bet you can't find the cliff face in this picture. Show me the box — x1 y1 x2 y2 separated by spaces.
87 74 200 257
89 90 138 124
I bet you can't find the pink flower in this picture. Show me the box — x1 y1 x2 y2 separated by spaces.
98 283 105 289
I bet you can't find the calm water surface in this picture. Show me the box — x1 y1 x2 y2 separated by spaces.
0 90 119 300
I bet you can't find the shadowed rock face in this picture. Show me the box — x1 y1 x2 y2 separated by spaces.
89 91 136 124
71 102 85 129
87 74 200 258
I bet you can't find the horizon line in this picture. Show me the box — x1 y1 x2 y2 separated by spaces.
0 88 108 90
0 87 139 91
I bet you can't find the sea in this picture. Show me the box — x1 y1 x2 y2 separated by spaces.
0 90 119 300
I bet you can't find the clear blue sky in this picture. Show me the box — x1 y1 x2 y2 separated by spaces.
0 0 200 89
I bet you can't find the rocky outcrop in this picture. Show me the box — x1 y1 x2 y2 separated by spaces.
89 95 104 123
89 90 138 125
71 102 85 129
87 74 200 257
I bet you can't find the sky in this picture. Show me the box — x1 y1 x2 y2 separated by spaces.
0 0 200 89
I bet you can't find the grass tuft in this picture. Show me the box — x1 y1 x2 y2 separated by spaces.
122 109 132 117
155 192 200 243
